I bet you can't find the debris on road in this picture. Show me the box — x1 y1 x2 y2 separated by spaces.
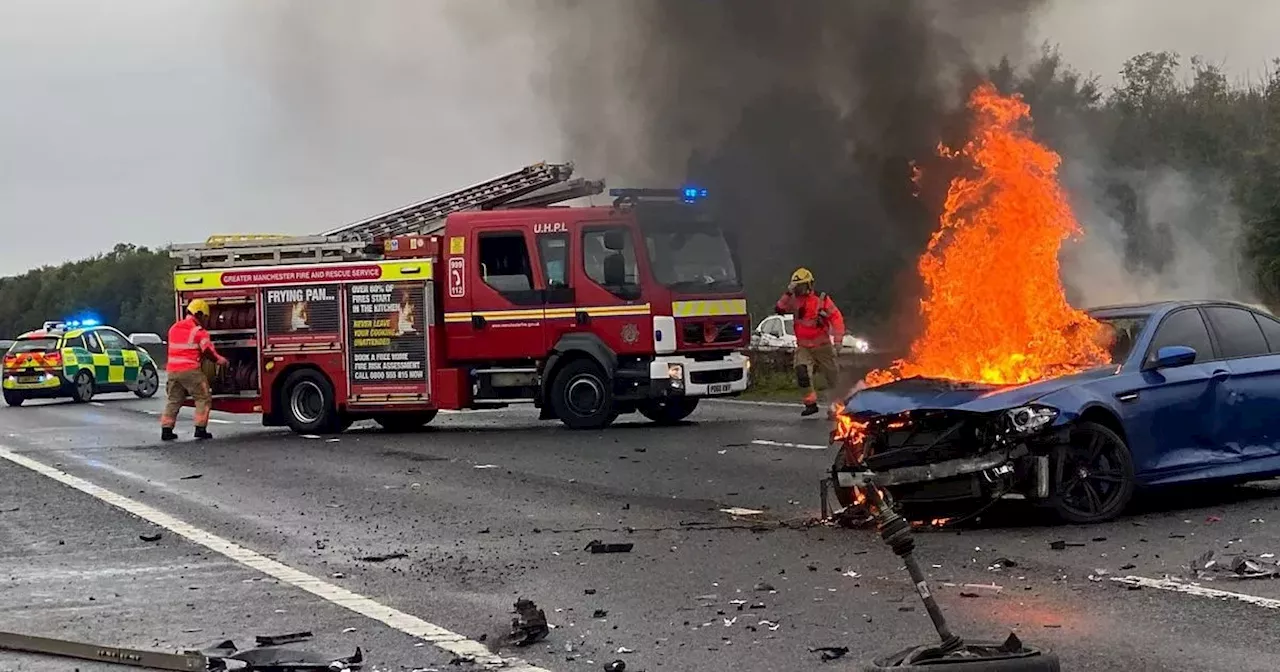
719 507 764 516
474 464 499 469
356 552 408 562
0 630 364 671
180 474 203 480
753 582 776 592
139 532 162 542
604 661 626 672
507 598 550 647
810 646 849 661
1048 540 1085 550
585 540 634 554
1189 550 1280 580
254 631 314 647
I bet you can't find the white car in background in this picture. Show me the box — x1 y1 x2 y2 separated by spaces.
751 315 872 353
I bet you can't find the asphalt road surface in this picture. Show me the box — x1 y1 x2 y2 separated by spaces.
3 392 1280 671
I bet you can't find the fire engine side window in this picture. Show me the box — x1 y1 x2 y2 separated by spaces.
537 234 570 288
582 226 640 300
477 231 540 306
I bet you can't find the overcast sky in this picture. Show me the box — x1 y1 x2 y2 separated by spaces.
1 0 1277 276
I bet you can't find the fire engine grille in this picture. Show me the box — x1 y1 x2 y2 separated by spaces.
690 368 745 385
681 320 745 345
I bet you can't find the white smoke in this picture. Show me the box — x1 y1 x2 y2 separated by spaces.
1061 159 1257 309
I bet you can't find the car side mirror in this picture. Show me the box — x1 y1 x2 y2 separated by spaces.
1152 345 1196 369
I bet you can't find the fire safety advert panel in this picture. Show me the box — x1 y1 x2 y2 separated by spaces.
345 281 430 398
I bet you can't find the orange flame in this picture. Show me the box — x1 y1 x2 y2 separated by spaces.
869 82 1108 387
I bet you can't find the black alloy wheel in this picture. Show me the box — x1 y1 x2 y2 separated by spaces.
71 370 95 403
1047 421 1136 524
134 364 160 398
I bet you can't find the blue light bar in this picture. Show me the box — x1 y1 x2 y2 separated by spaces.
681 186 708 203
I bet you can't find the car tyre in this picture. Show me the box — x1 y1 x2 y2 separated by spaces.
134 364 160 399
281 369 341 435
550 358 617 430
375 411 439 433
70 370 95 403
862 642 1060 671
1047 421 1136 524
3 390 24 407
637 397 699 424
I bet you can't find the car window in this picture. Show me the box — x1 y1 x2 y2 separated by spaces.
8 337 59 353
783 318 794 336
1147 308 1214 364
1205 306 1269 359
582 226 641 300
96 330 129 351
1256 312 1280 354
83 331 104 354
63 335 84 349
763 318 783 337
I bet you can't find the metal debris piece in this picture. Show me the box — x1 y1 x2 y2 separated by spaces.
1048 540 1084 550
593 609 608 618
585 540 633 554
140 533 163 543
753 582 776 592
0 631 207 671
228 645 363 671
356 552 408 562
253 632 313 647
810 646 849 661
604 661 626 672
508 598 550 647
180 474 203 480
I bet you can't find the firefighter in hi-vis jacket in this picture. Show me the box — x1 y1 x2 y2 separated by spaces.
775 267 845 416
161 299 228 441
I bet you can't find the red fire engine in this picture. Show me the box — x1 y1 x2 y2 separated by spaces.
170 162 751 434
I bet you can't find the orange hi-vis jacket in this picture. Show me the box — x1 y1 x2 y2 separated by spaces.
775 291 845 348
167 315 218 373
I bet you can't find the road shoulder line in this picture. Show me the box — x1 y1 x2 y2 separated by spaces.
0 443 552 672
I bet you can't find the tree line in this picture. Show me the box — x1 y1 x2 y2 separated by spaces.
4 48 1280 340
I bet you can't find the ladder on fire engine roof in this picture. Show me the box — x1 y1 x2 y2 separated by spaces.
169 161 601 269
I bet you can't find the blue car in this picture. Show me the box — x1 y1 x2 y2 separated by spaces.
830 300 1280 524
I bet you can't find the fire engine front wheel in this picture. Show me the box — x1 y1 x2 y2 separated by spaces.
281 369 342 435
637 398 700 424
550 358 618 430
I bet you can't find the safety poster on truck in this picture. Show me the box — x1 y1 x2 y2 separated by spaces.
264 284 341 347
346 281 429 397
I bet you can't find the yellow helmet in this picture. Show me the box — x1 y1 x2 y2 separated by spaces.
790 267 815 285
186 298 211 317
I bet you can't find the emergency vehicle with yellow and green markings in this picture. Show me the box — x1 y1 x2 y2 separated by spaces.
169 162 751 434
2 320 162 406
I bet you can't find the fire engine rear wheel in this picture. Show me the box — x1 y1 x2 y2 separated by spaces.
375 411 439 433
281 369 341 435
550 358 618 430
637 398 700 424
134 364 159 399
3 391 24 407
71 370 95 403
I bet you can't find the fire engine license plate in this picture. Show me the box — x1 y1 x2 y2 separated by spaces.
707 383 732 395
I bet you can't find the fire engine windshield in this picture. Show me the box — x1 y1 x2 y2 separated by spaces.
642 220 741 293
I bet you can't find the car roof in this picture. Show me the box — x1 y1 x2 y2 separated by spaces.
1087 299 1271 319
15 329 61 340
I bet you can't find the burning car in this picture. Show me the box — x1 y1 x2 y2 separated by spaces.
831 300 1280 524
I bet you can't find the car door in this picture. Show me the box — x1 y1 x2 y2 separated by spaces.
80 329 111 387
1117 307 1229 475
1205 306 1280 460
758 316 785 349
93 328 133 390
575 223 651 356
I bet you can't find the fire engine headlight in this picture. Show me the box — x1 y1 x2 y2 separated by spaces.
1005 405 1058 434
667 363 684 381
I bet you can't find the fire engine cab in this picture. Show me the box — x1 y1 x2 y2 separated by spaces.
170 162 751 434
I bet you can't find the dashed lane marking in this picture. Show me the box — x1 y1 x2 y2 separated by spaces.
751 439 828 450
1111 575 1280 609
0 444 553 672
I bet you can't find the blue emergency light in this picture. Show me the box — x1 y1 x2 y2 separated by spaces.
681 186 709 203
608 187 710 206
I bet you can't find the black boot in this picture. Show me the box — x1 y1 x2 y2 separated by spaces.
801 403 820 417
194 426 213 440
161 427 177 441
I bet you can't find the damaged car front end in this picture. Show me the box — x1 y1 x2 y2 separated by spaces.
828 368 1131 525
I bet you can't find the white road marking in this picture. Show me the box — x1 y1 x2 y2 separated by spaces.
707 398 799 408
207 418 234 425
0 444 552 672
750 439 828 450
720 507 765 516
90 402 105 407
1111 575 1280 609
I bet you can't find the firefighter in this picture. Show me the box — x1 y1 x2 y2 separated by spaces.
161 299 228 441
775 267 845 416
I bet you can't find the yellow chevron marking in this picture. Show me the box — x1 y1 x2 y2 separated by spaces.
672 299 748 318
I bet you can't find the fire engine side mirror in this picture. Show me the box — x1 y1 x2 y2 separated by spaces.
603 230 627 251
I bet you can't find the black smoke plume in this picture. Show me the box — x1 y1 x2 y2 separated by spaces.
496 0 1049 333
